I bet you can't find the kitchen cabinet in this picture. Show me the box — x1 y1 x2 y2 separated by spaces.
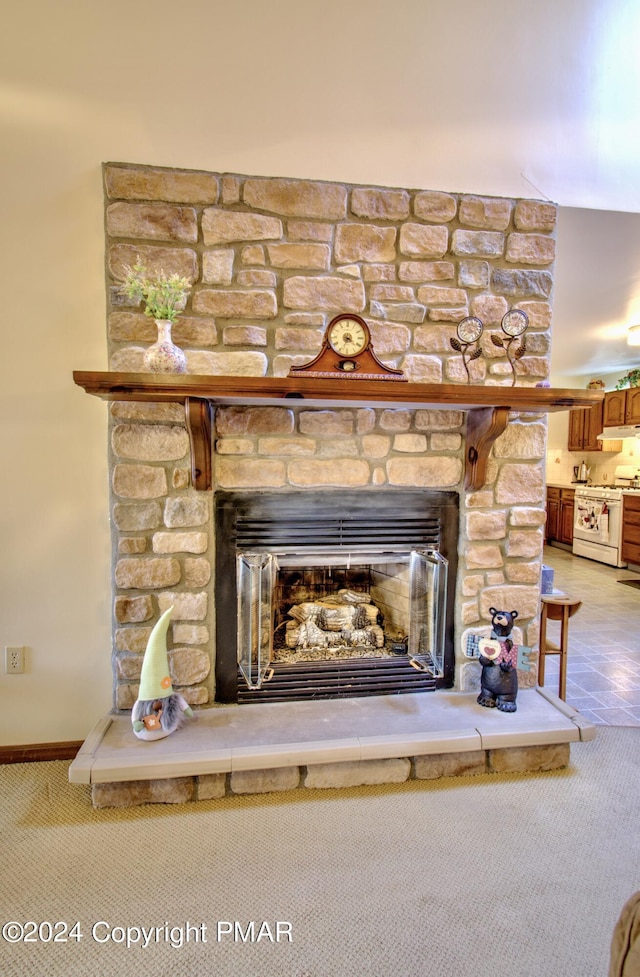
546 487 574 545
568 401 603 452
622 494 640 566
603 389 640 426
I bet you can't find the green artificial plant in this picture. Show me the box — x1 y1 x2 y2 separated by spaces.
120 260 192 323
615 368 640 390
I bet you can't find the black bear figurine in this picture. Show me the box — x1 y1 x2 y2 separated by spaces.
477 607 519 712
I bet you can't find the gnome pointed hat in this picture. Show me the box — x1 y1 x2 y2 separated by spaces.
138 606 174 700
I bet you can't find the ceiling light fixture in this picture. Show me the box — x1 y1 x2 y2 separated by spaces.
627 324 640 346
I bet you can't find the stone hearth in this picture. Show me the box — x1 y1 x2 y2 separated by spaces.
69 688 595 807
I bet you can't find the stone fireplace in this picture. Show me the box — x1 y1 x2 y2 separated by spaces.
66 162 600 806
104 161 559 718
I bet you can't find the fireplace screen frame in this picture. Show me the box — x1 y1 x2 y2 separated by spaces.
215 489 458 703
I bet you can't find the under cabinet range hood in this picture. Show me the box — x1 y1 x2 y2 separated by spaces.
597 425 640 440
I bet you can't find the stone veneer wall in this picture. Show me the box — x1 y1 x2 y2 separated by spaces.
104 162 556 712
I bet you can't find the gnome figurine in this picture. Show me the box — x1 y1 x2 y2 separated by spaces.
131 606 194 741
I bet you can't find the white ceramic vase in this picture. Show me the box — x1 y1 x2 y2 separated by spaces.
143 320 187 374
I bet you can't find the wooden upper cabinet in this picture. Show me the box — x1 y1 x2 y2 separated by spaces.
568 408 585 451
604 390 627 426
568 402 603 451
626 388 640 423
584 400 603 450
604 388 640 425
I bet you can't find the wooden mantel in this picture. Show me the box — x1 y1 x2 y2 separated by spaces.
73 371 604 491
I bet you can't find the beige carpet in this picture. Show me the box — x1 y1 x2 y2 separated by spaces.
1 728 639 977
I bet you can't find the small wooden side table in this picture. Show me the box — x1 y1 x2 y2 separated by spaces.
538 594 582 700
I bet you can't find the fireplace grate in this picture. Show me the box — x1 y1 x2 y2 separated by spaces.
235 515 441 554
236 655 436 703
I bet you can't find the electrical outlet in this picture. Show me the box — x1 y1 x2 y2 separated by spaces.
5 646 25 674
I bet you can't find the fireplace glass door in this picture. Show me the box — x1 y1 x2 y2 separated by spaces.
215 490 457 703
236 546 447 692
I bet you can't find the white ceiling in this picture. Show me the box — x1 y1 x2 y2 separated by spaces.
552 207 640 380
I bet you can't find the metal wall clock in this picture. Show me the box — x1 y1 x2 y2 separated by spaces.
288 313 406 381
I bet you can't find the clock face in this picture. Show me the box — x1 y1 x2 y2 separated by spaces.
328 316 368 356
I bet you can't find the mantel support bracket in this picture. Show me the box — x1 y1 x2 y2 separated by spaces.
185 397 213 491
464 406 510 491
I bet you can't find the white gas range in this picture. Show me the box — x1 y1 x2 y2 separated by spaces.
572 484 640 567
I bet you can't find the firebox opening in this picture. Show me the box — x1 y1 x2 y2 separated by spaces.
215 490 458 703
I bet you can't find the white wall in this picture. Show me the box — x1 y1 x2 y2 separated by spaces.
1 0 637 744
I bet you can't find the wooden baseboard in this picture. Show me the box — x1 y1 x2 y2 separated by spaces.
0 741 83 764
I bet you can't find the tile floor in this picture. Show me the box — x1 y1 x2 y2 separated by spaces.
540 545 640 725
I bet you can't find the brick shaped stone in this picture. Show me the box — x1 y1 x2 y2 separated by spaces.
267 243 330 269
491 269 553 298
108 243 198 282
459 196 512 231
193 288 277 319
184 558 212 588
466 510 507 540
196 774 227 800
506 233 556 265
112 424 189 461
230 766 300 794
399 223 448 258
479 586 539 620
451 229 505 257
216 406 294 435
399 260 455 282
92 777 195 808
413 750 487 779
115 595 154 623
334 224 397 263
413 191 457 222
106 202 198 242
417 286 467 306
470 294 509 325
298 411 353 435
288 459 370 487
351 187 410 219
112 464 167 499
169 648 210 685
223 325 268 345
304 758 410 789
399 355 443 382
243 177 347 219
202 249 234 285
164 496 209 528
488 743 569 773
493 421 546 459
152 531 208 554
288 221 334 242
283 276 365 312
113 501 162 531
115 557 181 589
466 544 504 569
495 464 544 504
104 164 218 203
201 209 282 245
275 327 324 350
158 591 208 620
387 456 461 487
216 457 286 488
514 200 557 232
